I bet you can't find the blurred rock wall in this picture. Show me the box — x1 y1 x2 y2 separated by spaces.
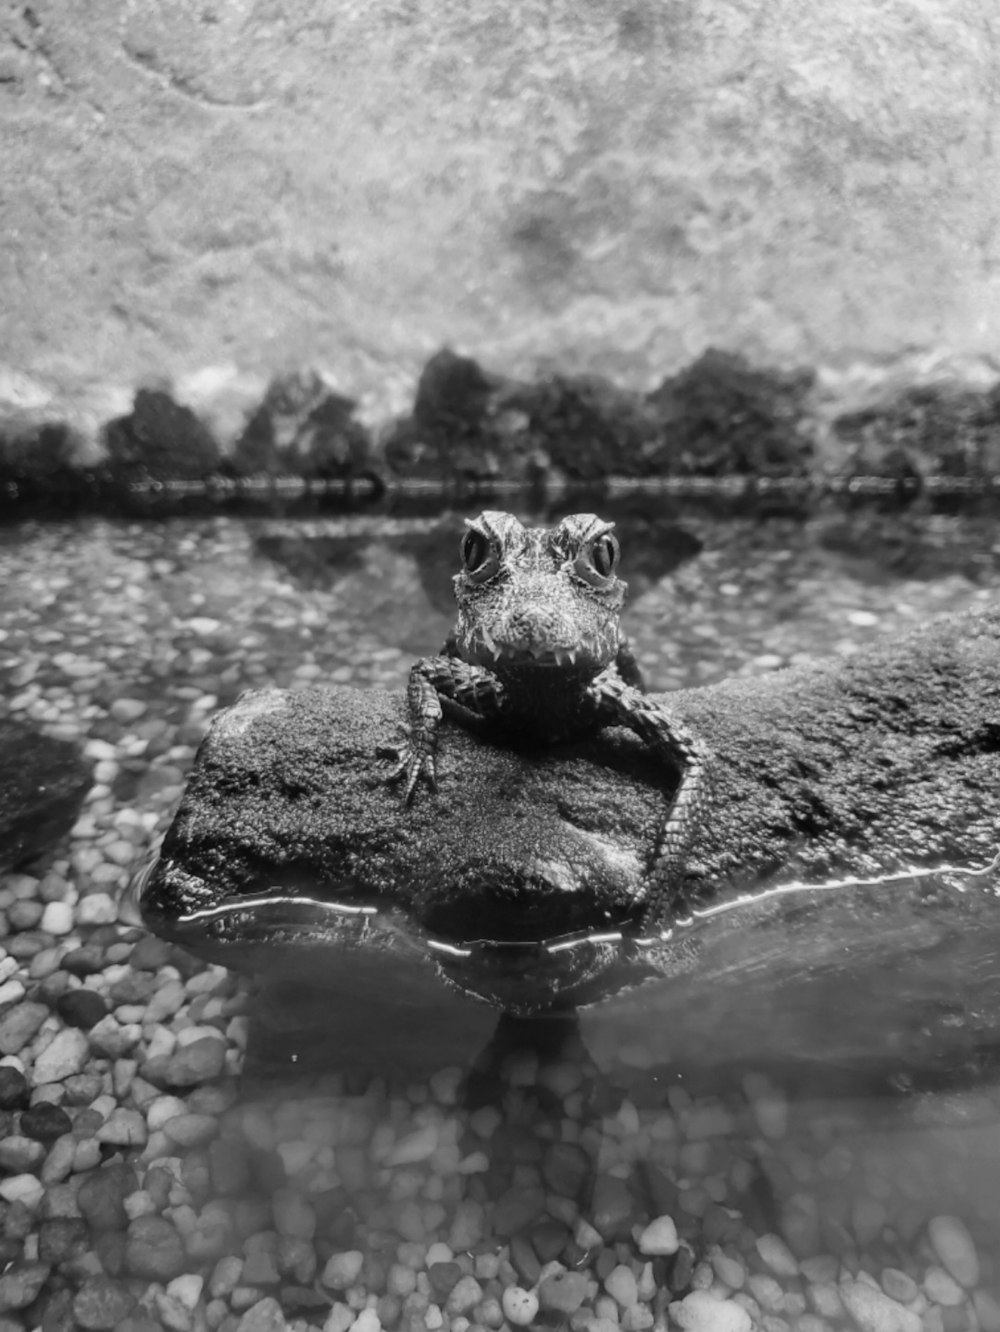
2 0 998 414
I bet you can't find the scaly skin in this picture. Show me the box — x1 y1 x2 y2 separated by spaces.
384 511 712 927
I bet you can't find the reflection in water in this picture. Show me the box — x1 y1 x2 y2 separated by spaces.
171 866 1000 1329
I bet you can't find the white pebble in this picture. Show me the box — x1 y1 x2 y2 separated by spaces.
670 1291 751 1332
39 902 74 936
927 1215 980 1288
605 1265 639 1309
502 1286 539 1326
321 1250 364 1290
923 1266 964 1307
350 1310 381 1332
385 1122 438 1166
755 1233 799 1278
638 1214 679 1255
425 1242 454 1267
839 1277 921 1332
0 1175 44 1209
76 893 118 925
166 1274 204 1309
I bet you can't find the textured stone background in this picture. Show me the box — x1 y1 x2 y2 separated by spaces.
2 0 998 417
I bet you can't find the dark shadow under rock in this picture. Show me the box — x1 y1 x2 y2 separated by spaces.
0 719 91 871
139 605 1000 1015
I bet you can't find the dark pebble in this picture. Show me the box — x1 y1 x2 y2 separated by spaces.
668 1242 695 1294
72 1275 137 1330
35 1285 75 1332
78 1164 137 1232
428 1262 463 1298
0 1068 29 1111
126 935 173 970
124 1215 186 1280
594 1248 617 1281
55 991 109 1031
94 1231 126 1278
60 946 107 978
542 1142 592 1200
508 1233 542 1286
20 1103 73 1143
530 1218 572 1263
63 1075 105 1107
590 1175 635 1242
492 1186 545 1238
38 1217 90 1265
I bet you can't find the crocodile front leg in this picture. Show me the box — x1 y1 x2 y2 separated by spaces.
384 656 505 804
590 673 712 929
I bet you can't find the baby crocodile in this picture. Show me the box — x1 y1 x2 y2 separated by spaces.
385 510 712 926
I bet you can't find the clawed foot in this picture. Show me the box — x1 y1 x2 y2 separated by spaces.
380 726 437 805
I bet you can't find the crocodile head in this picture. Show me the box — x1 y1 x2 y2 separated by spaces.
452 511 627 682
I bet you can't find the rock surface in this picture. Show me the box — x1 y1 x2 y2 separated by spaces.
142 603 1000 1015
0 719 91 872
1 2 998 404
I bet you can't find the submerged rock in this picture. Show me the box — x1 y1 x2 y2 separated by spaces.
0 719 91 872
139 604 1000 1015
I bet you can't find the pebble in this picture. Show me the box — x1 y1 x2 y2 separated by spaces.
32 1028 90 1082
445 1275 484 1315
923 1266 965 1306
0 1261 51 1311
125 1214 187 1279
55 989 109 1029
670 1291 752 1332
927 1215 980 1288
502 1286 540 1326
755 1233 799 1278
0 1002 49 1055
72 1275 137 1329
637 1214 679 1255
20 1101 72 1141
39 901 74 935
0 1174 44 1208
838 1277 921 1332
322 1250 365 1289
605 1264 639 1309
538 1270 589 1314
96 1108 148 1146
237 1297 288 1332
0 1066 29 1109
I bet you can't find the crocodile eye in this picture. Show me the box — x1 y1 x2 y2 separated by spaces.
590 533 620 578
461 528 492 575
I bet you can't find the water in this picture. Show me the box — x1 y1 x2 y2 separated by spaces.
3 504 1000 1329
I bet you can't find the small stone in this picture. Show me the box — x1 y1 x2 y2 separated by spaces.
755 1233 799 1278
33 1028 90 1082
76 893 119 926
272 1189 315 1240
72 1275 137 1329
162 1112 218 1147
509 1232 542 1286
0 1066 29 1110
237 1297 288 1332
56 990 110 1030
0 1001 48 1054
40 901 75 935
385 1123 438 1166
927 1215 980 1288
157 1035 227 1086
542 1141 592 1198
590 1174 634 1241
838 1277 921 1332
77 1164 135 1230
638 1214 679 1255
0 1135 45 1171
502 1286 539 1326
97 1108 148 1147
0 1261 50 1311
125 1215 186 1280
350 1310 381 1332
428 1262 463 1298
923 1267 965 1306
111 699 148 723
445 1276 483 1315
670 1291 752 1332
538 1270 589 1314
321 1250 364 1290
880 1270 918 1304
323 1304 354 1332
605 1264 639 1309
0 1174 44 1208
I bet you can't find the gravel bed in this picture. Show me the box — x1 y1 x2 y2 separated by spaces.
0 513 999 1332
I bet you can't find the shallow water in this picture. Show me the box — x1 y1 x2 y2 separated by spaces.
3 505 1000 1331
